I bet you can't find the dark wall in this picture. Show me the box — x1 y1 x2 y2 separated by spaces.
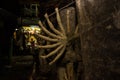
0 0 20 16
0 8 18 62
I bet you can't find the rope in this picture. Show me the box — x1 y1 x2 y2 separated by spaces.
48 1 75 17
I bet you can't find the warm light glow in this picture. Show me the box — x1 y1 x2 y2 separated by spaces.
22 25 41 34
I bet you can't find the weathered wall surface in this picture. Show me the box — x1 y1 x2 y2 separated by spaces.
75 0 120 80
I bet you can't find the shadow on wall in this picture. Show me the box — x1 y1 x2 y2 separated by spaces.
0 8 18 65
